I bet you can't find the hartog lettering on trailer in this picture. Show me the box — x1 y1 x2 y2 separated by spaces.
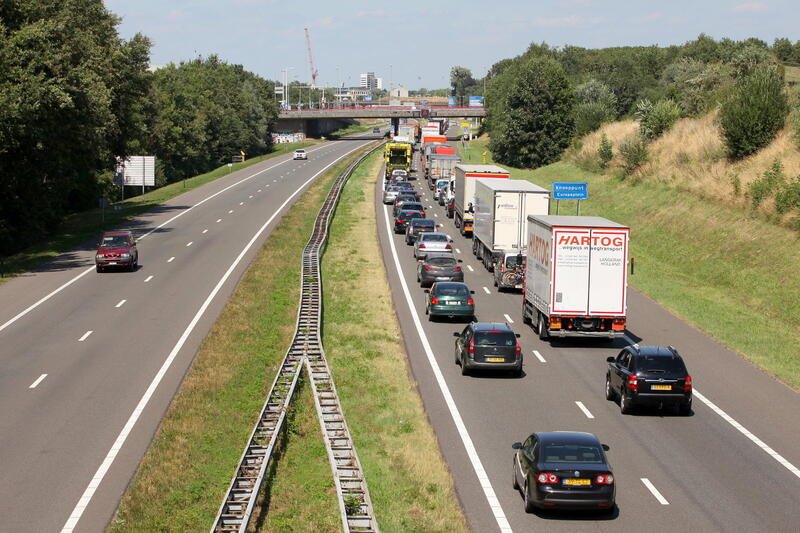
528 233 551 268
557 234 624 247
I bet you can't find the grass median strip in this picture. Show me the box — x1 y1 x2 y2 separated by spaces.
461 139 800 389
109 146 356 533
0 141 314 282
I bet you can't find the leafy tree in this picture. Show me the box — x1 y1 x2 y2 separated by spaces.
574 79 616 135
635 98 681 139
720 66 788 160
450 66 475 98
660 58 732 116
598 133 613 168
487 57 574 168
773 38 794 62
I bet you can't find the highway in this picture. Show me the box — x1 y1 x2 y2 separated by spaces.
375 135 800 532
0 134 376 533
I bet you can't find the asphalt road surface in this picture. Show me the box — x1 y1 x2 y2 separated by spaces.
0 133 376 533
375 133 800 532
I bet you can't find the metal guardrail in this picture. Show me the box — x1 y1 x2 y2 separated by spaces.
211 143 382 533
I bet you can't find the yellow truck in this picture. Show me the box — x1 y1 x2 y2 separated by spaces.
384 142 412 179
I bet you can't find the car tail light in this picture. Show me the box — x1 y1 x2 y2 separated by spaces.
627 375 638 391
684 375 693 391
424 266 432 270
445 244 452 250
431 297 439 304
454 266 462 271
397 219 405 223
612 317 626 331
537 473 559 484
515 341 521 355
596 474 615 485
468 338 474 354
419 243 426 248
467 297 474 305
499 265 505 271
549 316 561 329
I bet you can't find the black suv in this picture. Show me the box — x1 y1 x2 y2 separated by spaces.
605 345 692 415
454 322 522 377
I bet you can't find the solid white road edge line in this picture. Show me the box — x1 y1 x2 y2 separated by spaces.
622 338 800 479
59 140 370 533
115 300 126 308
381 204 513 533
78 331 92 342
641 478 669 505
575 401 595 419
532 350 546 363
0 143 338 336
29 374 48 389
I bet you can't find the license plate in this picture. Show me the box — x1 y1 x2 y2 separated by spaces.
447 301 460 305
436 277 449 280
651 384 671 391
485 357 504 362
108 262 118 265
564 478 591 486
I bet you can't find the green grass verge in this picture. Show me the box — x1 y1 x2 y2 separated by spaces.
326 121 379 139
461 140 800 390
0 141 314 283
108 146 362 532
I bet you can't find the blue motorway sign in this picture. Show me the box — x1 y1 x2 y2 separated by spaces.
552 182 588 200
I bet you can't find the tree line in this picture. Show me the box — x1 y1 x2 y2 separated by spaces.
449 34 798 170
0 1 279 257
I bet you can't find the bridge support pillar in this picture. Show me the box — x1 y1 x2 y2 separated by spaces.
391 117 400 135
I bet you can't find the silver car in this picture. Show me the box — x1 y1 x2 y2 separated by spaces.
414 232 453 260
382 185 401 204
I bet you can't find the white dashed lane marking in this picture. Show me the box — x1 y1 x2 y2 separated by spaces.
29 374 48 389
503 313 514 323
144 275 153 283
533 350 546 363
167 257 175 263
575 401 595 419
641 478 669 505
467 265 474 272
78 331 93 342
186 242 193 247
202 229 208 234
482 287 491 294
115 300 126 308
216 219 222 223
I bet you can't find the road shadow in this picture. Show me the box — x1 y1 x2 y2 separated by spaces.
530 504 619 521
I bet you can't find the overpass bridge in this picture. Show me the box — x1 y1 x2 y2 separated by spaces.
276 106 485 137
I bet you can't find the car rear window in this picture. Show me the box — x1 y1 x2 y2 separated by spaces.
635 356 687 374
412 220 435 228
422 234 447 242
505 255 526 267
397 183 413 190
541 444 604 464
403 212 423 219
427 257 456 267
437 180 448 187
473 331 515 346
435 285 469 296
403 203 423 210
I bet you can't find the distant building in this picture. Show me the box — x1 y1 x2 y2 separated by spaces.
360 72 379 90
334 86 371 103
390 87 409 98
376 77 383 90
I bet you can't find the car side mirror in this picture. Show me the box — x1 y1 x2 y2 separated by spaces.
602 444 610 451
512 442 523 450
470 290 475 294
452 332 460 337
449 239 454 243
424 289 430 293
457 259 463 263
515 333 521 338
606 357 615 363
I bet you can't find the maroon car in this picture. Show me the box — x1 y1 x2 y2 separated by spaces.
95 231 138 272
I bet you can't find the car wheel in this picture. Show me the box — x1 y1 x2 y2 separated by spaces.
524 480 536 513
538 313 549 341
455 347 461 365
96 265 102 273
512 365 523 378
522 305 532 325
512 459 520 490
461 359 470 376
678 400 692 416
620 393 633 414
493 276 498 287
605 375 616 401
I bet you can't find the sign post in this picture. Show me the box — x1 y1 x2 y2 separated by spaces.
552 182 588 215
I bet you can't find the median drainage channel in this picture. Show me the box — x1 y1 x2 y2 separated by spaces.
212 144 383 533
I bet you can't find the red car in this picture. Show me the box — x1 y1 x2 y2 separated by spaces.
95 231 138 272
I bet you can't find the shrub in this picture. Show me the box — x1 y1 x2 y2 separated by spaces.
575 102 615 136
635 98 681 139
775 177 800 215
749 159 786 208
720 66 789 160
618 134 648 176
597 133 613 168
791 108 800 150
660 58 732 116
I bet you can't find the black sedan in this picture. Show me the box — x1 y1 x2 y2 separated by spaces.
417 252 462 286
394 210 424 233
513 432 615 513
405 218 437 244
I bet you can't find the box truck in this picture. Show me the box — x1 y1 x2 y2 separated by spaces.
522 215 630 341
428 154 461 188
453 164 510 236
472 179 550 288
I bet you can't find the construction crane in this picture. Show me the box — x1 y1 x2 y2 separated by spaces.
304 27 318 88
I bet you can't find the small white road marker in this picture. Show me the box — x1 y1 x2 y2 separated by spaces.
434 213 438 217
533 350 546 363
144 275 153 283
29 374 48 389
482 286 491 294
641 478 669 505
575 401 595 419
216 219 222 223
239 202 244 206
228 209 234 214
167 257 175 263
115 299 126 308
455 248 461 254
186 241 193 247
202 229 208 234
273 179 277 182
467 265 474 272
248 195 253 199
78 331 93 342
257 189 262 193
504 313 514 323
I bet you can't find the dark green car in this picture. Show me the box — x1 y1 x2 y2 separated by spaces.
424 282 475 321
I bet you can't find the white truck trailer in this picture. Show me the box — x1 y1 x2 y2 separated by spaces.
453 164 510 236
522 215 630 341
472 179 550 286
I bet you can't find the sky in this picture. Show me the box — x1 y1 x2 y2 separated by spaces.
107 0 800 90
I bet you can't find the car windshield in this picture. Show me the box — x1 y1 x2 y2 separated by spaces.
541 443 604 464
427 257 456 267
435 285 469 296
437 180 448 187
295 150 305 153
421 234 448 242
474 331 515 346
101 235 128 247
635 356 687 374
